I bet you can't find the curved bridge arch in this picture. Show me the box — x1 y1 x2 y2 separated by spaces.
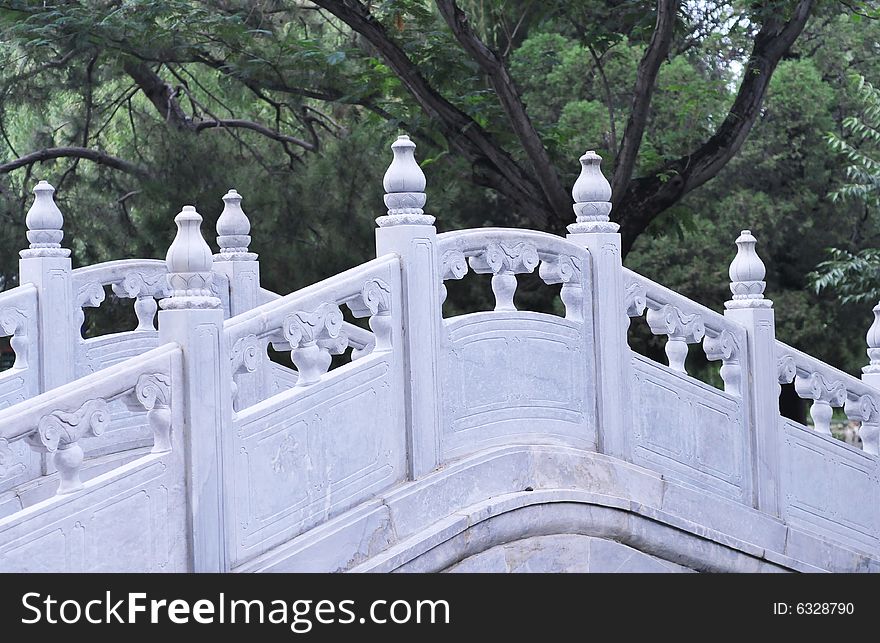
238 445 878 574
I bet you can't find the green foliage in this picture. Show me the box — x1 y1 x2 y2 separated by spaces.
826 75 880 208
809 248 880 304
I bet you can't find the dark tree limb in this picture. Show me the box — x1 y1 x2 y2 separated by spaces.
0 147 150 178
435 0 570 220
122 60 191 128
616 0 815 254
310 0 557 227
611 0 680 196
194 118 318 150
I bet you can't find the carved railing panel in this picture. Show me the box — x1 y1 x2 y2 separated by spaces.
436 228 590 321
224 255 401 412
624 268 745 390
777 341 880 454
0 343 180 497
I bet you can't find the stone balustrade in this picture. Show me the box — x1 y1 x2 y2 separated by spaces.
0 137 878 573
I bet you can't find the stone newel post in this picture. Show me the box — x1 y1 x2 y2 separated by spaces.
213 190 264 410
860 305 880 453
158 205 232 572
565 152 632 461
723 230 781 516
375 135 442 479
19 181 75 393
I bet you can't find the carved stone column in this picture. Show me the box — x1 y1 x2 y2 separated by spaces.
565 151 632 462
374 135 442 478
18 181 75 393
723 230 780 517
158 205 232 572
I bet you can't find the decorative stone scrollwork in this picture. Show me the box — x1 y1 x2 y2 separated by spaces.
377 135 434 227
624 281 647 331
703 330 742 395
794 372 847 436
124 374 172 453
645 304 706 374
20 181 71 259
112 270 168 332
27 399 110 494
539 255 584 321
844 394 880 455
439 249 468 305
283 303 344 386
230 334 262 411
0 438 13 479
362 279 393 352
469 242 539 312
344 278 394 354
74 281 106 338
777 354 797 384
0 307 29 370
567 151 618 234
160 206 221 310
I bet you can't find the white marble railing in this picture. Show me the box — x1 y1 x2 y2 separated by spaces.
0 343 181 496
224 254 398 411
0 284 38 409
0 139 878 572
777 340 879 454
624 268 747 394
437 228 589 320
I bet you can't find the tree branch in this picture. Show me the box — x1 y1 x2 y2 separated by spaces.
435 0 569 221
194 118 317 150
310 0 555 227
586 43 618 152
122 60 191 128
612 0 680 196
616 0 815 254
0 147 150 177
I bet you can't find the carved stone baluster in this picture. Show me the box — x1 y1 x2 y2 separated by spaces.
283 303 344 386
124 373 173 453
0 308 28 370
469 242 539 312
229 334 261 411
624 281 647 333
361 279 393 351
794 371 847 436
777 354 797 405
645 304 705 374
439 250 467 306
75 282 105 338
539 255 583 321
113 270 167 331
26 399 110 494
703 329 742 395
844 394 880 455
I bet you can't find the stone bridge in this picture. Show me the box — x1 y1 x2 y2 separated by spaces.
0 136 877 573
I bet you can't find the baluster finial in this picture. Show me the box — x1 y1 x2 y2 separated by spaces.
568 151 617 233
376 134 434 227
725 230 772 309
863 304 880 375
161 205 220 310
216 189 256 261
20 180 71 258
